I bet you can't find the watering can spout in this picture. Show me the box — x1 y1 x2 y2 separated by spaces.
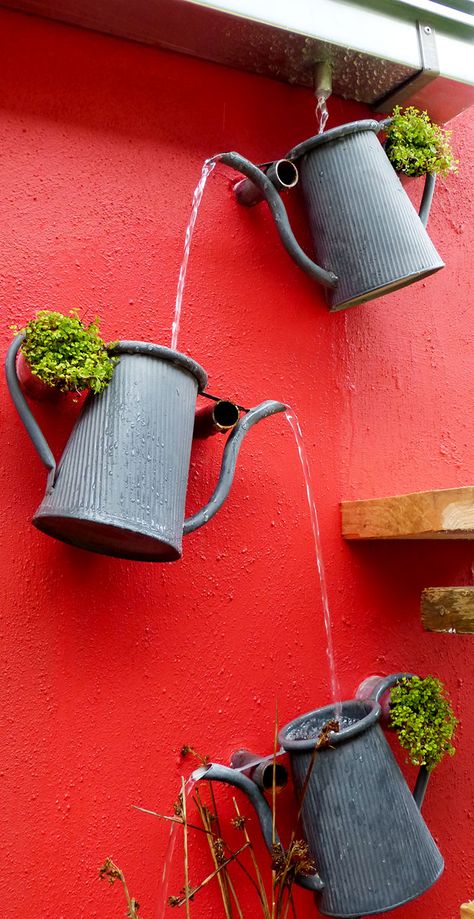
192 763 324 892
183 399 286 535
220 152 338 291
234 158 299 208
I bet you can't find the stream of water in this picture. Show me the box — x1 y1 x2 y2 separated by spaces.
171 156 219 352
155 92 344 915
169 150 340 712
315 92 330 135
171 87 331 351
284 407 342 717
156 776 197 919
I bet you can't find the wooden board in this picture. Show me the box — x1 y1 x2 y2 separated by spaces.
341 486 474 540
422 588 474 634
460 904 474 918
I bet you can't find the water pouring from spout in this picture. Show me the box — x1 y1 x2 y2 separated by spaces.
171 155 222 351
315 94 330 135
313 60 332 134
284 406 342 717
156 775 197 918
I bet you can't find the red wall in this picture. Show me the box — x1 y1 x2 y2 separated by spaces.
1 9 473 918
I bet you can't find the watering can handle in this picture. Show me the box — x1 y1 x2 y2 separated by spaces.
183 400 286 534
192 763 324 892
418 173 436 228
366 671 431 809
219 152 338 291
5 334 57 490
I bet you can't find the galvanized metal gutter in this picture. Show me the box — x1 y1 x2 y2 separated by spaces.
1 0 473 120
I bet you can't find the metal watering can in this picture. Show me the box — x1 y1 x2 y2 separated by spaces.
6 335 285 561
193 674 444 917
219 119 443 312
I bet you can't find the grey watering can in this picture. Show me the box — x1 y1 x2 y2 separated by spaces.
5 335 285 561
193 674 444 917
220 119 443 311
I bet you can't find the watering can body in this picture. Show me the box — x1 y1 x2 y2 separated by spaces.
225 120 444 311
281 698 443 916
195 675 444 917
5 337 285 561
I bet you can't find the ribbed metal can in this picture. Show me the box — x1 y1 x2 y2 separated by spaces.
297 122 444 311
280 699 444 917
34 342 208 561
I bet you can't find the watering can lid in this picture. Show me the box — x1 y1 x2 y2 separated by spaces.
286 118 386 162
111 340 208 391
279 698 381 752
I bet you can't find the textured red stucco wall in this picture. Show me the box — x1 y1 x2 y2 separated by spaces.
0 8 473 918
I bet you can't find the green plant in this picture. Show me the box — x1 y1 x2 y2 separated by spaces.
385 106 458 177
389 675 458 771
17 310 117 393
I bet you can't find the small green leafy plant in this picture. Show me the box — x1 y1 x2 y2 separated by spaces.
17 310 117 393
385 106 458 177
390 675 458 771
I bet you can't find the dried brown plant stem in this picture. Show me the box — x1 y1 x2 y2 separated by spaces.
194 792 251 918
288 720 339 856
282 890 297 919
182 746 237 914
232 797 271 919
194 787 235 918
133 805 213 837
222 834 265 898
136 799 252 913
271 702 279 919
136 801 255 898
98 858 141 919
200 789 246 919
274 846 297 917
277 720 339 917
181 777 191 919
207 781 234 912
225 872 244 918
171 843 250 908
294 746 318 834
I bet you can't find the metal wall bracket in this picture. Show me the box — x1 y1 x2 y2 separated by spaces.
373 21 440 112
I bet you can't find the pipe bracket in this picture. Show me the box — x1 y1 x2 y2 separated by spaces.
373 21 439 113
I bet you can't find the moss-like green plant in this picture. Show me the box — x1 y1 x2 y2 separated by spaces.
385 106 458 177
17 310 117 393
389 675 457 772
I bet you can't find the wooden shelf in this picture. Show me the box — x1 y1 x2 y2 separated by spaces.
422 588 474 634
341 486 474 541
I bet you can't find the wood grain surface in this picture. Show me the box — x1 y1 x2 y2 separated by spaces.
342 486 474 540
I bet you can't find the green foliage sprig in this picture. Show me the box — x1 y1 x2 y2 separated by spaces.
17 310 117 394
389 675 458 772
385 106 458 177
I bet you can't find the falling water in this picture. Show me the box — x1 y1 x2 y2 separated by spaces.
171 157 219 352
156 776 196 918
315 92 330 135
284 407 342 716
